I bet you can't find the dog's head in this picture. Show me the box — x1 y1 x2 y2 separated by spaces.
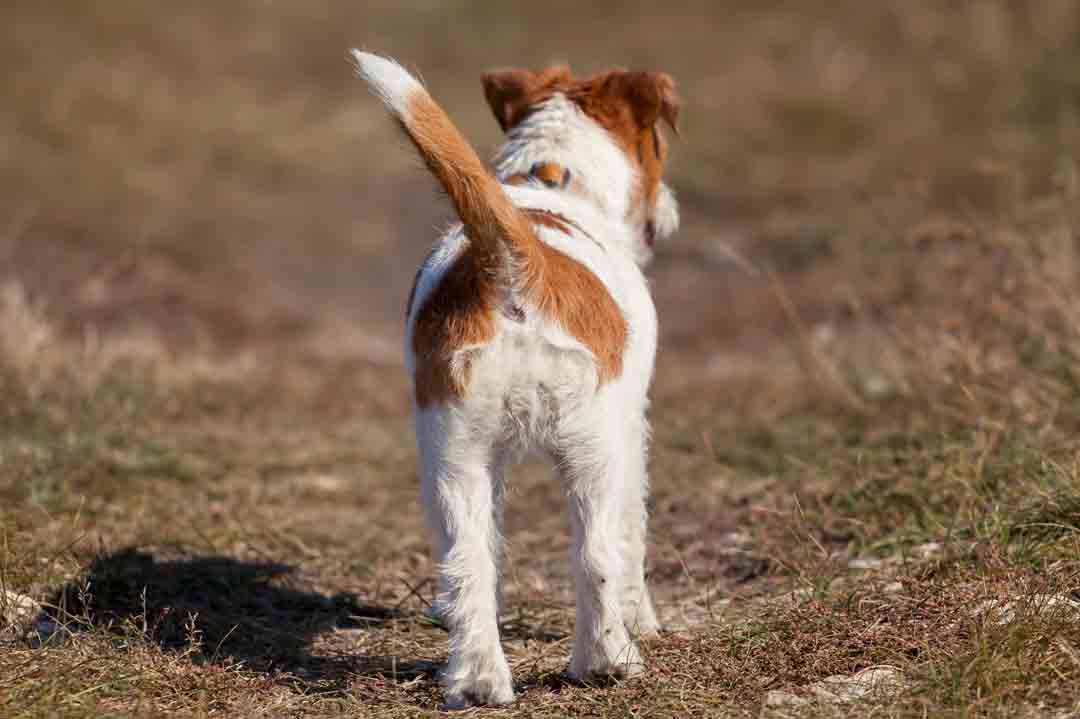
484 65 680 264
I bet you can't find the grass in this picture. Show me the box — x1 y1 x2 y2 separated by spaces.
3 0 1080 716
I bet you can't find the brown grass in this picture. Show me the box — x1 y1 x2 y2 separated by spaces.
3 1 1080 716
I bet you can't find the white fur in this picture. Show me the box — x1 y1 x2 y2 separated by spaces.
363 54 675 708
351 50 422 119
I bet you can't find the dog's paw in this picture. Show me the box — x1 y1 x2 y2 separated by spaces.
623 599 663 639
569 635 644 682
441 651 515 709
627 618 663 640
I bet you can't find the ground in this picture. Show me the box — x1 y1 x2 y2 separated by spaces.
2 1 1080 717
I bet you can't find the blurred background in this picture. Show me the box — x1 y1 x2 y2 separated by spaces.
4 3 1080 713
3 0 1077 401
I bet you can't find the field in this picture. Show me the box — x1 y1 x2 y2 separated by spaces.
2 1 1080 716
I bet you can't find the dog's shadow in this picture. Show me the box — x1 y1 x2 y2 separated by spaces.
40 548 443 691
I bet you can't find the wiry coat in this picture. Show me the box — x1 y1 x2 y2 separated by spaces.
352 51 680 709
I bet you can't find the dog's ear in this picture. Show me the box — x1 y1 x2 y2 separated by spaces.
482 65 571 132
481 69 532 131
608 72 680 136
653 73 680 136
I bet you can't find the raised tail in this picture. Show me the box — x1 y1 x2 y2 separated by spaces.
351 51 539 273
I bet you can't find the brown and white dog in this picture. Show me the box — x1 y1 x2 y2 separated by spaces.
352 51 679 708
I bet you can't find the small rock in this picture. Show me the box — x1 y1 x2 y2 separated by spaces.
863 374 893 398
975 594 1080 626
883 581 904 594
913 542 941 558
812 323 837 348
811 666 905 702
719 531 752 547
300 473 349 493
764 666 905 712
1 590 40 628
849 557 886 570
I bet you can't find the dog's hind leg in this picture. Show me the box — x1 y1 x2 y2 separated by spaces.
416 407 514 708
617 415 662 638
424 445 510 628
558 409 645 681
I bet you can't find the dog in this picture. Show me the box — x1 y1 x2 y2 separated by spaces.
351 51 679 708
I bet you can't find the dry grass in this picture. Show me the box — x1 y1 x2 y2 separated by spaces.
3 1 1080 716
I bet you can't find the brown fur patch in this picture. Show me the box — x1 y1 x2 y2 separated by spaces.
517 209 626 385
410 245 498 407
524 241 628 385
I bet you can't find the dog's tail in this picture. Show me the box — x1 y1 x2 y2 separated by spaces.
351 51 539 275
